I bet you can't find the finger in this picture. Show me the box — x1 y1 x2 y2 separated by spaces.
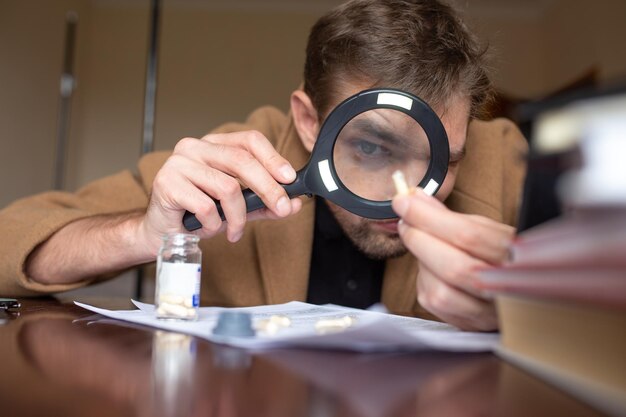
194 218 227 241
151 168 224 236
397 222 487 296
202 130 297 184
417 267 498 331
168 156 252 242
174 138 293 218
393 192 514 264
467 214 516 235
246 197 303 222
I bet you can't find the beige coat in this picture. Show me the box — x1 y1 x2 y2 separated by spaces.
0 106 527 316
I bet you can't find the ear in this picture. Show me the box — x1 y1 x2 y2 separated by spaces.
290 90 319 153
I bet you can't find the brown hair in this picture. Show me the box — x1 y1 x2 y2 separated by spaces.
304 0 492 119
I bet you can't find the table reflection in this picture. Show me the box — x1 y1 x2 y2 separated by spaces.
14 306 307 417
152 331 197 417
259 349 498 417
0 298 604 417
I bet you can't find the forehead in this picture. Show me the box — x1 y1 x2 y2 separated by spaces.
346 107 424 131
438 95 471 151
338 109 429 155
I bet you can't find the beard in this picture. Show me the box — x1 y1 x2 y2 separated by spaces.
325 201 408 260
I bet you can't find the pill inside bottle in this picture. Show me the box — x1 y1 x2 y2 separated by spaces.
155 233 202 320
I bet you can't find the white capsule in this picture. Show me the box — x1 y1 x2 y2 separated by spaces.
392 170 410 195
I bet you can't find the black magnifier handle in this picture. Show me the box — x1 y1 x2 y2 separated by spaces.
182 173 308 231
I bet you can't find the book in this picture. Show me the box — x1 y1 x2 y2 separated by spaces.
475 210 626 416
495 295 626 417
509 209 626 268
487 85 626 416
477 266 626 308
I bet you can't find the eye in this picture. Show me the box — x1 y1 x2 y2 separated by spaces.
359 140 377 155
356 140 389 157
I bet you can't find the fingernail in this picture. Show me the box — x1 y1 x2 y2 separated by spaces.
397 219 407 233
393 195 409 217
230 230 244 242
280 165 296 182
276 196 291 216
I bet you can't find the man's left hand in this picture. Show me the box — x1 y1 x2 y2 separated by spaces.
392 190 515 331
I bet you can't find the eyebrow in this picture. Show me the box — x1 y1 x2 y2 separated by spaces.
347 118 464 161
349 119 404 147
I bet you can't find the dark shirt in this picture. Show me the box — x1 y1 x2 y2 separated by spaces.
306 197 385 309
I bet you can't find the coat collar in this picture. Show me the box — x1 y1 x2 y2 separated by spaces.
254 115 314 304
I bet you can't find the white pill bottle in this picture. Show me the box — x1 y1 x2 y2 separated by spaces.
155 233 202 320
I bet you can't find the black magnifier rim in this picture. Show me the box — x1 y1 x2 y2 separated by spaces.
305 88 449 219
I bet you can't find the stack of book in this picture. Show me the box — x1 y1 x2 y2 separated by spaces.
476 90 626 417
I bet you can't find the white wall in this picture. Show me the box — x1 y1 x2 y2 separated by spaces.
153 4 321 151
458 0 626 98
542 0 626 88
65 1 149 190
0 0 89 205
2 0 625 210
1 0 624 300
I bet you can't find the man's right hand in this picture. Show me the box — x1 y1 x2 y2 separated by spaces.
26 130 301 285
137 130 301 256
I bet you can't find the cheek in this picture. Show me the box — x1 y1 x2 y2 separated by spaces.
327 201 363 227
435 167 459 202
335 208 362 228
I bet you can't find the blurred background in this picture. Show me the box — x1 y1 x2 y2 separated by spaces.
1 0 624 298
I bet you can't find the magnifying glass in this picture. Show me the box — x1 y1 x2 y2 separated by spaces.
183 88 449 231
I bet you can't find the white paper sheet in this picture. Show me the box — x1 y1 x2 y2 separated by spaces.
75 300 498 352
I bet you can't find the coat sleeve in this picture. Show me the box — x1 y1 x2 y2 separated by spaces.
0 106 289 297
0 164 156 296
445 118 528 226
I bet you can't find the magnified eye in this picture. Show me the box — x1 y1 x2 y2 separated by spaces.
355 139 390 157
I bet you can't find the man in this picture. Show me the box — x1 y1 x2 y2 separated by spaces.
0 0 526 331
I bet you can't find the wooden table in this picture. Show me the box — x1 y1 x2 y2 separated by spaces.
0 298 605 417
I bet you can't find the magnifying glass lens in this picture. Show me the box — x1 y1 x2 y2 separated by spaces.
333 108 430 201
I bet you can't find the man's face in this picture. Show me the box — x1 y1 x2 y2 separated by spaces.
319 85 471 260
